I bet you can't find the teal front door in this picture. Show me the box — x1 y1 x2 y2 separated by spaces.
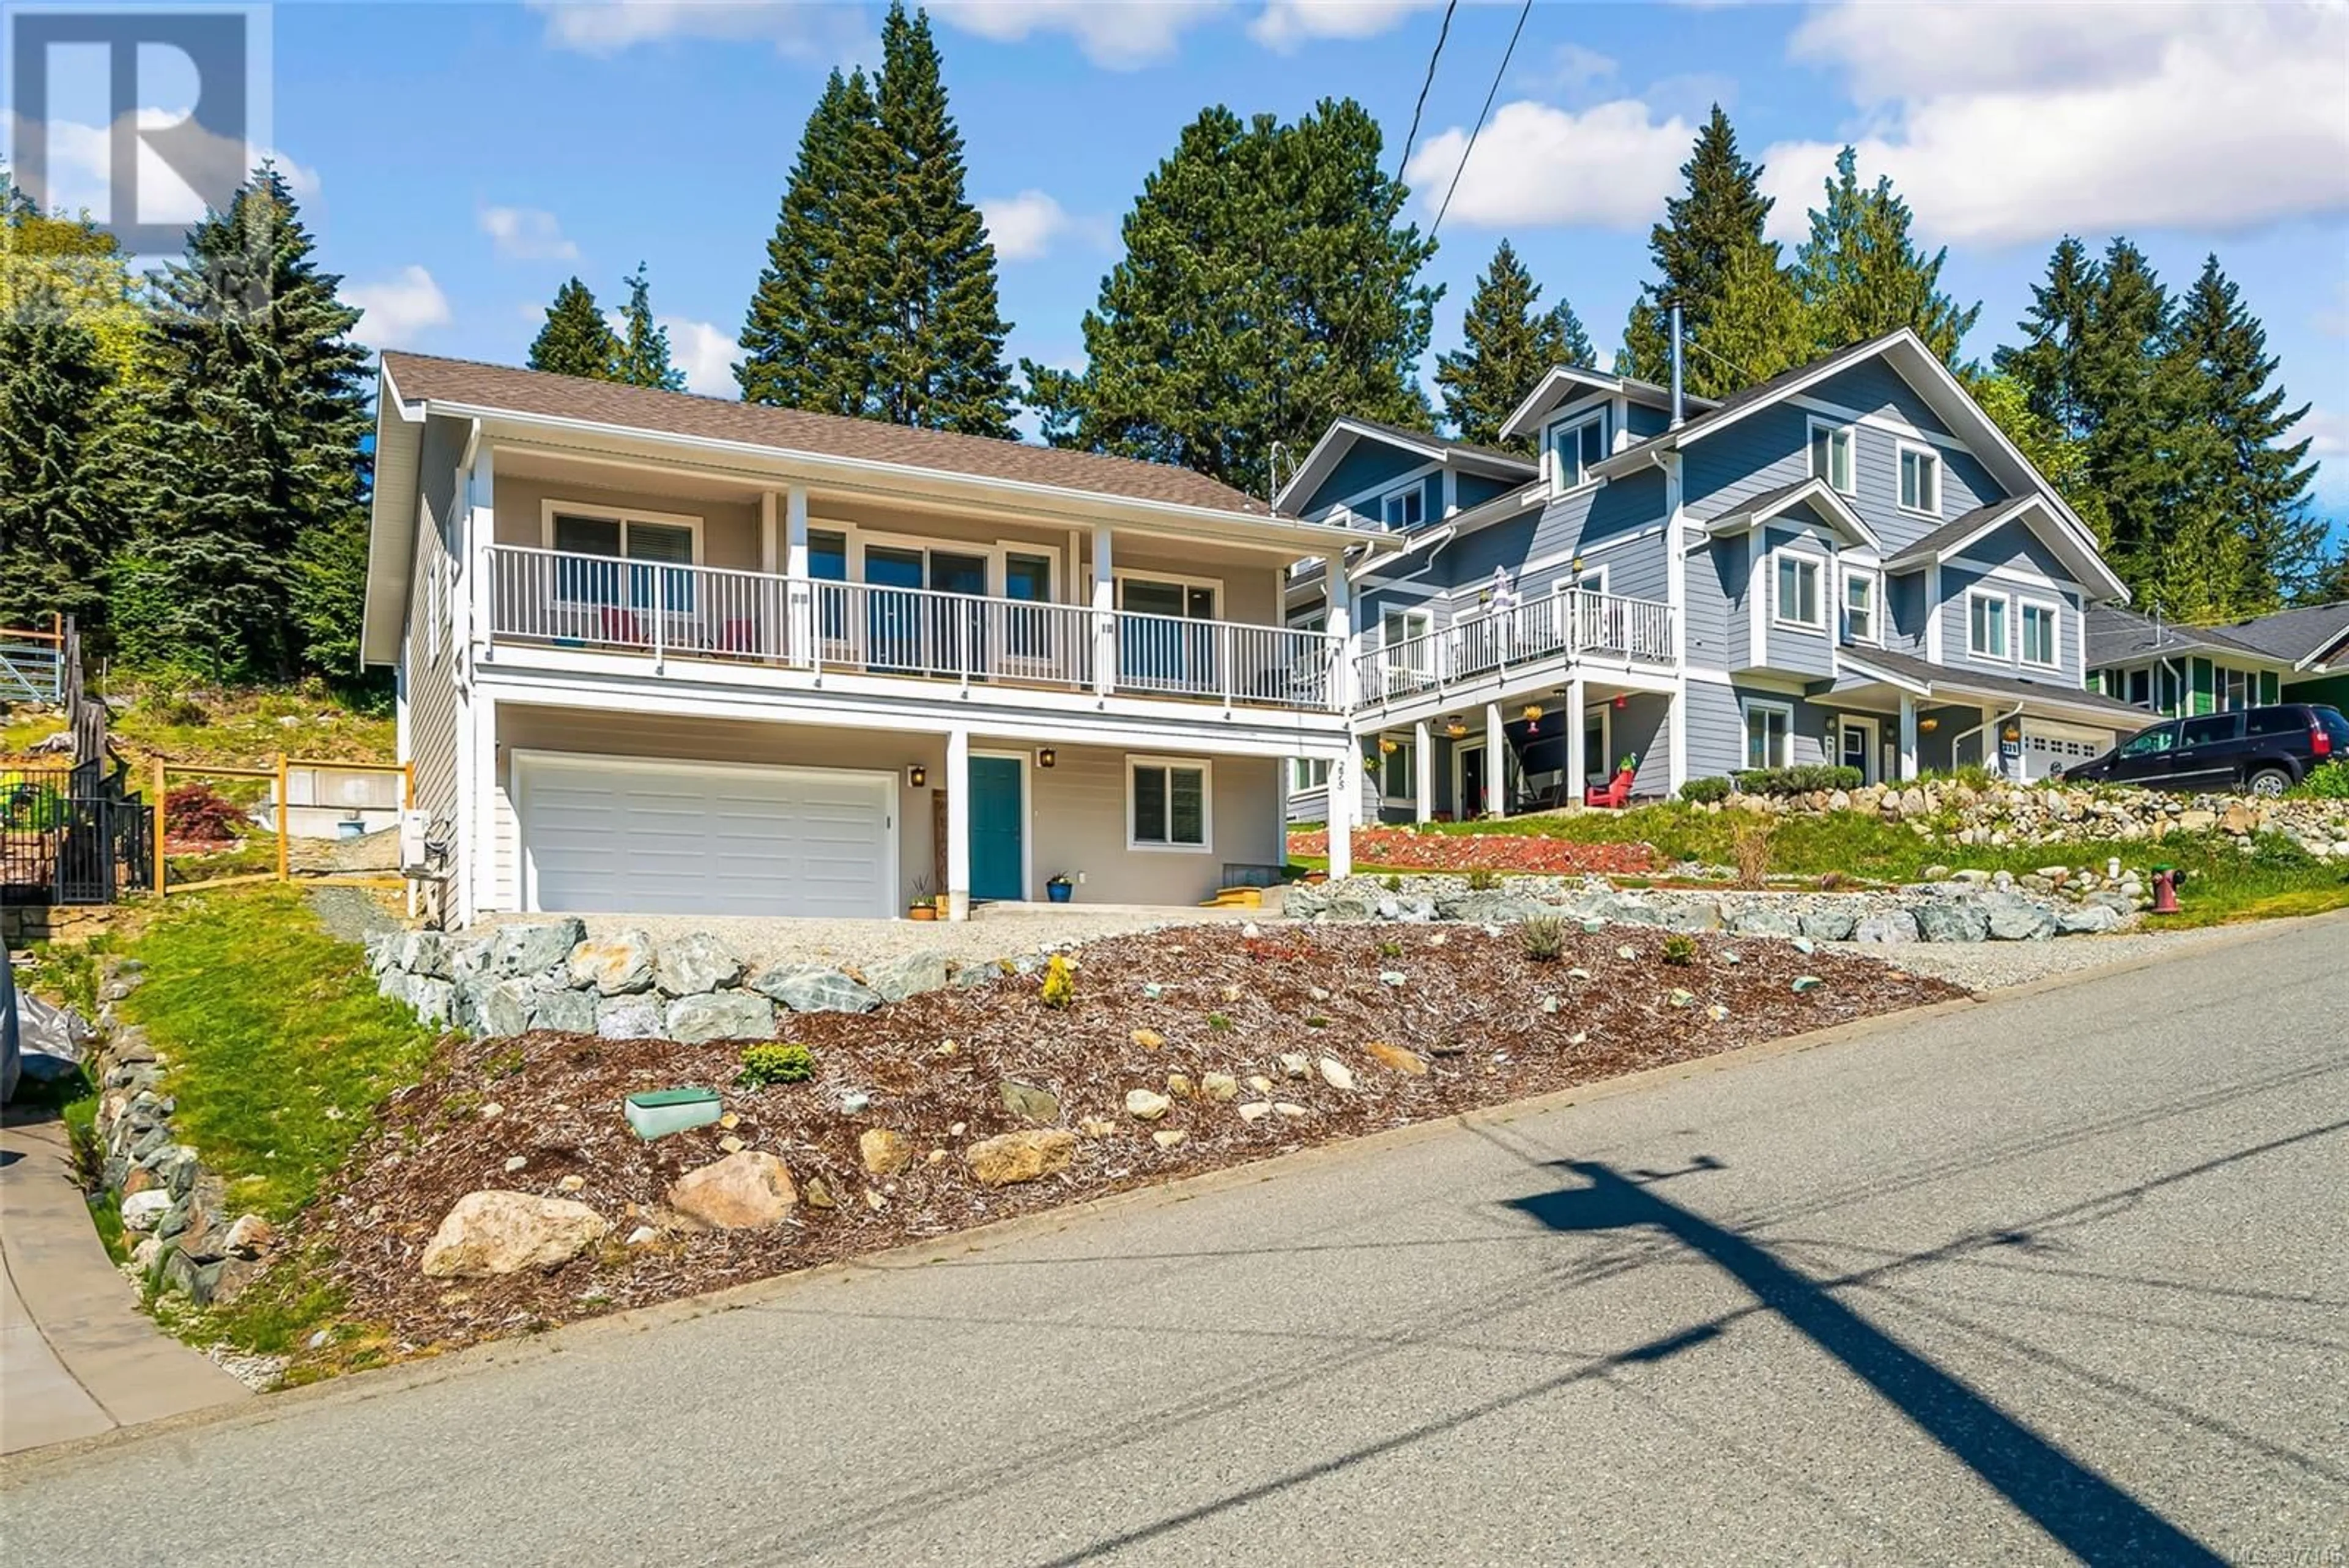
968 755 1025 902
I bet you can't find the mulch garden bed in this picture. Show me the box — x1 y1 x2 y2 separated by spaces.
314 924 1959 1359
1286 827 1655 875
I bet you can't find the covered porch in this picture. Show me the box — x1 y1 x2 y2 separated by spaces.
1830 648 2146 784
1355 671 1677 824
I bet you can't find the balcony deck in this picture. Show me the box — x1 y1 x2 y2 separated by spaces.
1354 589 1677 717
483 544 1341 716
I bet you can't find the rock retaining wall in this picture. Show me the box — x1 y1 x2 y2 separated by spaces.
1716 779 2349 857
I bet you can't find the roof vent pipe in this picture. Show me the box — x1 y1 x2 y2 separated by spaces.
1669 302 1685 431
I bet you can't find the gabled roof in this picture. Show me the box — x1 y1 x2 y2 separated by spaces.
382 352 1274 516
1272 415 1535 515
1587 329 2126 602
1498 363 1718 442
2084 605 2276 668
1880 494 2129 602
1702 477 1880 552
2211 599 2349 671
1838 647 2151 724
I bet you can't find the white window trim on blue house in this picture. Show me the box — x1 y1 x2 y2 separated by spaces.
1381 483 1425 530
1897 441 1942 516
1967 587 2009 661
1773 549 1828 632
1806 416 1856 496
1546 406 1609 496
1743 697 1795 770
1841 565 1880 645
2018 595 2062 671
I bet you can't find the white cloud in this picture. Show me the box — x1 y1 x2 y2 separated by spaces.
658 318 738 398
1768 1 2349 246
1531 42 1619 93
1404 100 1694 231
934 1 1227 69
2306 407 2349 461
1250 0 1439 53
23 107 317 234
979 189 1108 262
347 266 452 349
528 1 874 64
479 205 579 262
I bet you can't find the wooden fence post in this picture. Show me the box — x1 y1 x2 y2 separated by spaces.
275 754 291 883
152 757 166 897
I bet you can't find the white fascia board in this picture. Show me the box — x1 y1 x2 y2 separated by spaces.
1274 418 1455 513
360 366 428 667
1836 651 1933 697
1710 478 1881 552
1501 366 1619 440
434 401 1362 559
1890 496 2128 602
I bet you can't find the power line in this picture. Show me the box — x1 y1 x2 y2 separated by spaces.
1430 0 1535 245
1393 0 1460 187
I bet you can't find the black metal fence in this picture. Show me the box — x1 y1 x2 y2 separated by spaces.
0 762 152 907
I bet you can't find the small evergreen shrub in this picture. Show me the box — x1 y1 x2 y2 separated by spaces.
1661 934 1698 966
738 1042 814 1088
2293 760 2349 800
1465 868 1501 891
1381 874 1403 893
1039 954 1075 1009
1206 1011 1233 1031
1520 915 1565 963
1732 765 1864 797
1679 776 1732 805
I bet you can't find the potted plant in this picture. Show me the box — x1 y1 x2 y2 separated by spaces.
908 874 937 921
1045 872 1075 904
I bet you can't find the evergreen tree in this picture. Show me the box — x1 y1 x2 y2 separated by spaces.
1972 369 2106 546
863 3 1017 436
1695 238 1814 392
1434 239 1586 451
2073 240 2178 602
1793 146 1979 365
1620 106 1779 392
614 262 683 390
0 319 127 636
1026 98 1437 499
1995 237 2099 441
126 165 371 680
738 68 885 414
529 277 620 379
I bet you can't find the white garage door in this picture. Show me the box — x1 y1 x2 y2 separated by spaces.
514 752 894 918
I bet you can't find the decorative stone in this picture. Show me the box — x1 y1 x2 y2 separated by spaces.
750 964 880 1014
1616 945 1637 960
1915 899 1991 943
664 991 777 1044
420 1191 607 1277
2057 904 2124 935
121 1189 173 1232
626 1224 659 1246
1729 906 1800 938
1378 971 1407 987
1365 1042 1427 1076
1668 988 1695 1008
502 1155 529 1173
1130 1028 1165 1049
1125 1088 1173 1121
1152 1130 1188 1150
1317 1057 1356 1091
965 1129 1078 1187
1705 1003 1730 1022
863 952 950 1004
1078 1115 1119 1138
1854 910 1921 945
719 1135 746 1154
557 1175 585 1194
1238 1102 1272 1122
1272 1102 1309 1117
1792 976 1825 994
1245 1075 1274 1094
404 975 458 1027
488 919 587 980
568 931 657 995
595 995 666 1041
1797 906 1859 943
1981 893 2057 942
655 932 743 998
1279 1053 1310 1079
669 1151 797 1228
475 978 541 1039
533 986 597 1035
803 1178 835 1209
998 1080 1063 1123
859 1128 912 1176
1200 1072 1240 1101
1165 1072 1194 1098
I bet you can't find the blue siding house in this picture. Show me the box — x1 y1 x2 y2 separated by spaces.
1278 332 2147 826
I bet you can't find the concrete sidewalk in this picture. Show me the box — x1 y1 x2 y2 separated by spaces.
0 1116 247 1456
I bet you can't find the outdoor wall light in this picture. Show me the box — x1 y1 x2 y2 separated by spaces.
1036 748 1056 769
2003 725 2022 743
1444 718 1468 738
907 764 927 788
1379 737 1398 754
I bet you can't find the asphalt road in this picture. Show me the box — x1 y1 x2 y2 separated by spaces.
5 916 2345 1566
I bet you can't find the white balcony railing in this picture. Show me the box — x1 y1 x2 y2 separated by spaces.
1354 588 1675 704
484 544 1341 714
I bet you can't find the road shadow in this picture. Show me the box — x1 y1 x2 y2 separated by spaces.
1507 1159 2224 1567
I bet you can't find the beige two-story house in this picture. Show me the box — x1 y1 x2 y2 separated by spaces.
361 357 1362 927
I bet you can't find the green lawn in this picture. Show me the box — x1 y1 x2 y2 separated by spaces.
2 678 395 767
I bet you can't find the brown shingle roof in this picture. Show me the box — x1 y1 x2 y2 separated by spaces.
380 352 1273 516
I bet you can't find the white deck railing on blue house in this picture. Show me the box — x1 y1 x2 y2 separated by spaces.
1354 588 1675 705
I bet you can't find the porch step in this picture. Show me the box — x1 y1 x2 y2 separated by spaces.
1200 886 1264 909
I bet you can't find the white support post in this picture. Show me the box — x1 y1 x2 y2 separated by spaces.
1092 524 1116 699
1326 746 1355 879
944 726 971 921
468 693 499 921
466 440 494 667
1899 694 1918 781
1565 676 1587 798
759 490 778 574
1663 452 1688 797
1484 700 1506 818
1982 703 2003 779
785 486 811 666
1412 719 1433 824
1324 553 1354 712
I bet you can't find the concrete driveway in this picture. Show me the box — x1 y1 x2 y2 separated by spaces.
2 915 2341 1564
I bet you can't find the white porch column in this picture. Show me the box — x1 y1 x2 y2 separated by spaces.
1092 524 1116 698
944 726 971 921
464 440 494 666
759 490 778 574
1898 694 1919 780
1483 700 1506 817
1324 553 1354 711
1565 675 1587 798
1412 718 1433 823
1326 746 1355 879
467 693 498 922
784 486 811 666
1981 703 2002 778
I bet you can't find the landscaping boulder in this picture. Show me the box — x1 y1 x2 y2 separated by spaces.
396 930 450 980
475 977 540 1038
1853 910 1921 944
668 1150 797 1228
859 1128 912 1176
568 931 657 995
533 986 598 1035
1366 1042 1428 1076
998 1079 1062 1123
120 1189 173 1232
1914 899 1991 943
864 952 949 1004
419 1191 608 1277
655 932 743 998
595 995 666 1041
489 919 586 980
403 975 457 1028
1981 893 2057 942
1798 905 1860 943
2057 904 2126 935
1729 905 1801 939
750 964 881 1014
965 1129 1077 1187
1126 1088 1173 1121
1660 900 1726 933
664 992 776 1044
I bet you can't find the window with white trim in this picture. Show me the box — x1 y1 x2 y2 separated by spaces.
1291 756 1331 791
1381 485 1425 530
1549 408 1608 492
1744 700 1794 770
1129 757 1210 850
1842 569 1877 644
1376 738 1416 801
547 505 701 610
1898 444 1941 515
2219 666 2252 712
2019 600 2060 669
1809 420 1855 494
1774 552 1825 630
1968 590 2009 660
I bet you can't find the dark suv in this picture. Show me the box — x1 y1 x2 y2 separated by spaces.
2059 703 2349 795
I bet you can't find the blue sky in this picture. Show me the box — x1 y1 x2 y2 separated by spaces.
34 1 2346 540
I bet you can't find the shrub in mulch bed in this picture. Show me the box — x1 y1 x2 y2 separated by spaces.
1287 828 1654 876
312 924 1959 1359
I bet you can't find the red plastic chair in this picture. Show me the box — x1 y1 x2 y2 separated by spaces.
598 607 644 646
1584 768 1635 809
